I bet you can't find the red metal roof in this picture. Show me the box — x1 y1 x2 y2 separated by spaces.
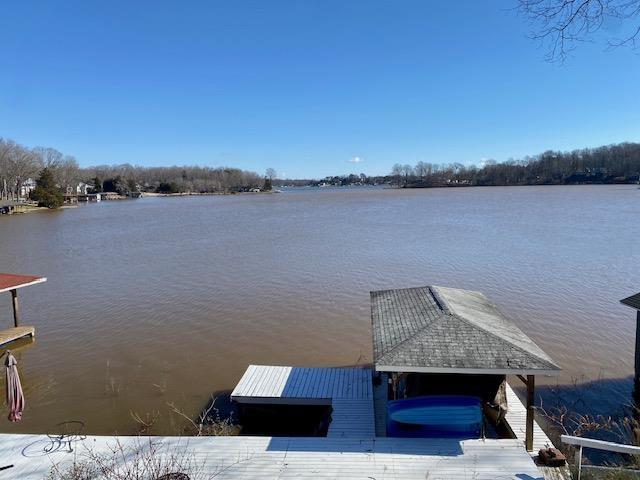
0 273 47 293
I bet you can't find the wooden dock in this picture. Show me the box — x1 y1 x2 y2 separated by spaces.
0 433 546 479
505 382 555 454
231 365 375 438
0 326 34 347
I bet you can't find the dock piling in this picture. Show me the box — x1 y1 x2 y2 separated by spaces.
11 289 19 327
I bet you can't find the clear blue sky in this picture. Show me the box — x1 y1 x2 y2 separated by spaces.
1 1 639 178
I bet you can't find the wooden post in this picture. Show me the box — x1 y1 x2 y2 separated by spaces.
574 444 583 480
525 375 535 452
635 311 640 383
10 289 19 327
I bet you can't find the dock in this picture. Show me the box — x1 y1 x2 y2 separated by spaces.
231 365 375 438
0 282 571 479
0 433 547 479
0 272 46 347
0 326 34 347
505 382 554 454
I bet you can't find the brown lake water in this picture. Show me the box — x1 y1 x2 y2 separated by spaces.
0 185 639 434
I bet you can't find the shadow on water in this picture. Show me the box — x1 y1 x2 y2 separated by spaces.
534 376 636 419
513 375 639 466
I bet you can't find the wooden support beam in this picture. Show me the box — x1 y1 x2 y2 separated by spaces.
10 289 19 327
525 374 535 452
517 375 528 385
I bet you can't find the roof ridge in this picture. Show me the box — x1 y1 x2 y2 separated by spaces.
428 286 450 314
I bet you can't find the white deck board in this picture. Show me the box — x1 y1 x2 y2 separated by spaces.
231 365 375 438
0 434 544 479
505 381 555 454
232 365 373 402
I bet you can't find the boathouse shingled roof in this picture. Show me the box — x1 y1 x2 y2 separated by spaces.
370 285 560 375
621 293 640 311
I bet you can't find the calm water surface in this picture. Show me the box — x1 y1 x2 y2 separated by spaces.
0 185 638 434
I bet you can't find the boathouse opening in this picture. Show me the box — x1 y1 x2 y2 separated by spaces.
236 403 331 436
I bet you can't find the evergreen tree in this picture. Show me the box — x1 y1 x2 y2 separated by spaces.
92 176 102 193
31 168 64 208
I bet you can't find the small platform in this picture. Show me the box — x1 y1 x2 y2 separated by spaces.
0 326 35 347
231 365 375 438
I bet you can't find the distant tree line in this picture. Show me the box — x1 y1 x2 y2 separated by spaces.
84 164 265 195
3 137 639 207
390 142 640 188
0 137 271 207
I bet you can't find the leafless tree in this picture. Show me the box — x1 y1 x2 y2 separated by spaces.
517 0 640 62
415 161 428 181
55 155 81 193
0 138 42 201
391 163 404 187
34 146 63 169
265 167 277 180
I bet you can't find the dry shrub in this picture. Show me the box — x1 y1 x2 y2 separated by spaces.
47 438 209 480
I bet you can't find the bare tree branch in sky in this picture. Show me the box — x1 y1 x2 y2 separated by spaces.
517 0 640 61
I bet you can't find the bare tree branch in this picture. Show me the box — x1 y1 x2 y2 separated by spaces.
517 0 640 61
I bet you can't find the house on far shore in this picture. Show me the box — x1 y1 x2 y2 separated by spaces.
76 182 92 195
19 178 36 198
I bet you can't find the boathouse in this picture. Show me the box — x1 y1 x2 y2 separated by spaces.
371 285 561 451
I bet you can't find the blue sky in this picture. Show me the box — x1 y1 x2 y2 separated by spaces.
1 1 639 178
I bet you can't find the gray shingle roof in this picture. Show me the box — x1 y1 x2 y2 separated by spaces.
370 285 560 375
621 293 640 310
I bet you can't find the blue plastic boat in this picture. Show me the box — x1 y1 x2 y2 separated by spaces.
386 395 482 438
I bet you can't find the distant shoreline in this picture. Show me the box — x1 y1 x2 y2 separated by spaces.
140 190 279 198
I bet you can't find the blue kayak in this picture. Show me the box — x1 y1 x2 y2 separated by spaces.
387 395 482 437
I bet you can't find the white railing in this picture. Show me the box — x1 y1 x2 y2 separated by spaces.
561 434 640 480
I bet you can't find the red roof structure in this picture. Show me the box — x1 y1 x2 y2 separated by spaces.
0 273 47 293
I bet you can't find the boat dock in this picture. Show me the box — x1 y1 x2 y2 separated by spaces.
232 364 556 450
0 326 35 347
0 283 570 479
231 365 375 438
0 273 46 347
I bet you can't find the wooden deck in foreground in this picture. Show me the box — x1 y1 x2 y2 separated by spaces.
0 326 34 347
231 365 375 438
0 434 547 479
